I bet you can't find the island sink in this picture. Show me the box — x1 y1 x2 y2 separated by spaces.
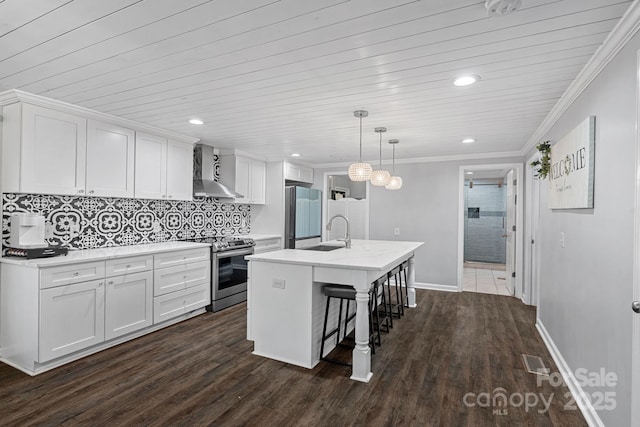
299 245 342 252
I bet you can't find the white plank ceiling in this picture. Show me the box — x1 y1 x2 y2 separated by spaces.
0 0 633 165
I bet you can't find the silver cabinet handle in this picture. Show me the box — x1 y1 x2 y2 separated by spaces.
78 189 84 194
168 195 173 198
108 280 114 285
98 282 103 287
73 272 79 276
633 301 640 314
88 190 95 195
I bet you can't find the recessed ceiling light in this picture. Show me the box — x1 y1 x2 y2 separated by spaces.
454 75 480 86
462 138 476 144
291 153 301 157
189 119 204 125
466 171 474 175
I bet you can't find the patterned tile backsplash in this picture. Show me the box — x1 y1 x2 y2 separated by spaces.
2 193 250 249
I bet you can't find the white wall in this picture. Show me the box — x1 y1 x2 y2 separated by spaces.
314 156 522 286
530 31 640 427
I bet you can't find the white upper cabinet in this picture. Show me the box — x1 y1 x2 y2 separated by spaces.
86 120 135 198
134 132 168 200
1 91 198 199
250 160 266 205
219 154 266 204
134 134 193 201
284 161 313 184
6 103 87 196
166 140 194 201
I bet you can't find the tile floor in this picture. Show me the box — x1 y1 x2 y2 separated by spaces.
463 262 512 296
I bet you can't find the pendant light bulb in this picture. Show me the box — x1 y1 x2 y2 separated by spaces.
348 110 372 181
370 127 391 186
385 139 403 190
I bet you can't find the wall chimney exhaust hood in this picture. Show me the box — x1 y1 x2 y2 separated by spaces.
193 144 243 198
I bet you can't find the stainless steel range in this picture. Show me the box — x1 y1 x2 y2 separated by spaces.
187 237 255 312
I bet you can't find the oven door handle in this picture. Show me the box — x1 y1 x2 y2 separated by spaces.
215 248 254 258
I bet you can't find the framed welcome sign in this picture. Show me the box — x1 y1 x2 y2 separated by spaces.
548 116 595 209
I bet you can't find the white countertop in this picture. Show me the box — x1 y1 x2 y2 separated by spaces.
234 233 281 241
0 241 212 268
246 239 423 271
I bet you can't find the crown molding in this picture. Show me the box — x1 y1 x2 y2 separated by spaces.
312 150 523 169
520 0 640 156
0 89 200 144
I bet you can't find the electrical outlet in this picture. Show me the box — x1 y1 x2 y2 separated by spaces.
394 227 400 236
272 279 286 289
560 232 565 248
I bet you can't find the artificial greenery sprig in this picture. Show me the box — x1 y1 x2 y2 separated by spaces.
530 141 551 179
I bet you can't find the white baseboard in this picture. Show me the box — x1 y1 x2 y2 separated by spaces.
536 320 604 427
413 282 459 292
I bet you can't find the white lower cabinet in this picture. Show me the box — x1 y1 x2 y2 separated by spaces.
39 278 106 362
153 260 210 296
153 283 209 324
0 246 210 375
152 249 210 324
105 270 153 341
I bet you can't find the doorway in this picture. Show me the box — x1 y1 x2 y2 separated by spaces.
462 170 510 295
458 163 524 300
322 172 370 241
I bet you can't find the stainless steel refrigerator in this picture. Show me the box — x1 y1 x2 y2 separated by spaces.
285 186 322 248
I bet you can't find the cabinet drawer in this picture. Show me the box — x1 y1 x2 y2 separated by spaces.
153 260 210 296
253 238 281 254
105 255 153 277
153 248 210 269
153 282 210 324
40 261 106 289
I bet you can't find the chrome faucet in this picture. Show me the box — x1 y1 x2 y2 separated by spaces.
326 214 351 249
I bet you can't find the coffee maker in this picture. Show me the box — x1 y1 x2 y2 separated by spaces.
6 213 68 259
10 213 46 248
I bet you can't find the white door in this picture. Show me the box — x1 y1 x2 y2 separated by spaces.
21 104 87 196
505 170 517 295
135 132 167 200
105 271 153 340
631 49 640 427
166 140 193 201
530 169 541 306
39 279 105 362
86 120 135 198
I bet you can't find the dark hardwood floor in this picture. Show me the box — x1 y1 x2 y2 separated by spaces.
0 290 586 426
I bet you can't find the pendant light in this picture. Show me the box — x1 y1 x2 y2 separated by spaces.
348 110 372 181
370 127 391 186
385 139 403 190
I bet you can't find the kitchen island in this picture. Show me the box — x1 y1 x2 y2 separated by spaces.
245 239 423 382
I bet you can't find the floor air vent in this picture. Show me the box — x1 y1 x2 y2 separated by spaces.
522 354 549 375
